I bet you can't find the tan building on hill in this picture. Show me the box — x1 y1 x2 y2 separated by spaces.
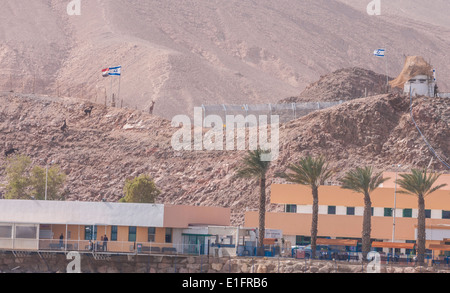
244 173 450 256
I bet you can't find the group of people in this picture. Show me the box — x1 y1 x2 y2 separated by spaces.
59 233 109 252
89 235 109 252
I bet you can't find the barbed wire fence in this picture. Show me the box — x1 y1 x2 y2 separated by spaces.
1 73 345 120
201 101 343 127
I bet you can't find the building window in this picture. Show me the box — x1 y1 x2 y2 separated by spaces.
296 236 311 246
442 211 450 219
128 226 137 242
346 207 355 215
0 225 12 238
285 204 297 213
403 209 413 218
148 227 156 242
384 208 393 217
328 206 336 215
165 228 172 243
111 226 118 241
425 210 431 219
85 225 97 240
15 226 37 239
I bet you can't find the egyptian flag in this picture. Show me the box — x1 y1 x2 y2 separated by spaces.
102 68 110 77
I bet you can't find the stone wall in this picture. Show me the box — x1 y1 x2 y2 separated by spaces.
0 251 449 273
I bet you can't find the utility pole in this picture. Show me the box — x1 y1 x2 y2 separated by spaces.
33 72 36 94
391 164 401 254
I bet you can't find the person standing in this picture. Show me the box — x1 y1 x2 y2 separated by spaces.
59 233 64 249
103 235 108 252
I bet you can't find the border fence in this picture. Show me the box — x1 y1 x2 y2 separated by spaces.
201 101 344 126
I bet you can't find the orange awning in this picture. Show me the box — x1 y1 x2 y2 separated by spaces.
371 242 415 249
316 238 358 246
428 244 450 251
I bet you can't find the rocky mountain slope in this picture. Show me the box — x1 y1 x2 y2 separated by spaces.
1 0 450 119
280 67 394 103
1 89 448 224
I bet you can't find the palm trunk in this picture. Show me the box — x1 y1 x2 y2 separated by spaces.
362 192 372 261
311 186 319 259
416 195 426 265
257 176 266 256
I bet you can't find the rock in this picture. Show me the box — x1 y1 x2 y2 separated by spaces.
415 266 427 273
293 263 305 272
240 263 249 273
309 266 319 273
211 263 223 272
403 267 416 274
256 265 267 274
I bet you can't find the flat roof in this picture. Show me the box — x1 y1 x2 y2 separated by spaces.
0 199 164 227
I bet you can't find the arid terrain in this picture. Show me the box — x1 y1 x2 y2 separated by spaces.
0 1 449 225
1 0 450 119
1 78 448 224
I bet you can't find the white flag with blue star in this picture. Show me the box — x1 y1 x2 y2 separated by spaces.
373 49 385 57
108 66 122 76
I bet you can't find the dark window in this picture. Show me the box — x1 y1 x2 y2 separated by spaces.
85 226 97 240
425 210 431 219
285 204 297 213
384 208 393 217
111 226 118 241
328 206 336 215
128 226 137 242
165 228 172 243
442 211 450 219
148 227 156 242
346 207 355 215
295 236 311 246
403 209 413 218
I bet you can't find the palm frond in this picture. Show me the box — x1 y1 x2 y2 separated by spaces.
396 168 447 198
235 149 271 180
340 166 389 195
276 155 333 188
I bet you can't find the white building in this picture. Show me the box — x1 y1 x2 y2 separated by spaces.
404 74 436 97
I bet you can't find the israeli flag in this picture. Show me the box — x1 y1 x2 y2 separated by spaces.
109 66 122 76
373 49 385 57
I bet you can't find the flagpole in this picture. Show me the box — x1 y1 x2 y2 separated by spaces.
110 75 113 106
118 67 121 103
385 46 389 93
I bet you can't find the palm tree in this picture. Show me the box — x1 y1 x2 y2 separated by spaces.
235 149 272 256
396 169 447 264
276 156 333 259
339 166 390 261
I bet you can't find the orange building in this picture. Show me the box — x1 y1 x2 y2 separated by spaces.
244 173 450 256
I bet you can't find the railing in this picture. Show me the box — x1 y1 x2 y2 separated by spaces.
5 239 205 256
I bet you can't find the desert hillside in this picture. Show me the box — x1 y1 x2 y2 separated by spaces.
280 67 393 103
1 89 448 224
1 0 450 119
